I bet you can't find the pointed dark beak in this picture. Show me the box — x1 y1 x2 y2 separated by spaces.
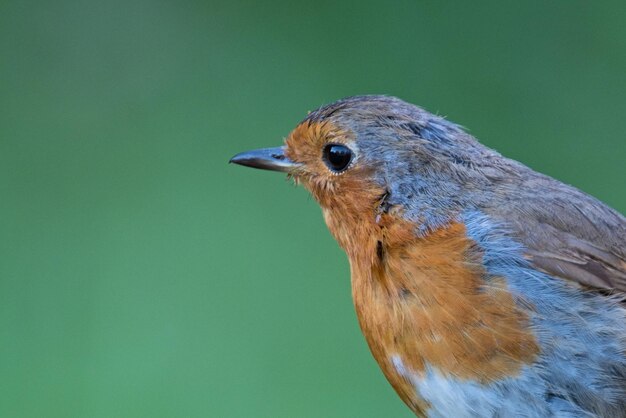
229 146 297 173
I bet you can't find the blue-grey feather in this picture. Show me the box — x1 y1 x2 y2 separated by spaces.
455 211 626 417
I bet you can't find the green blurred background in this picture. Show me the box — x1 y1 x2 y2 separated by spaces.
1 1 625 417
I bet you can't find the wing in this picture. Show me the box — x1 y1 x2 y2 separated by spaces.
484 165 626 293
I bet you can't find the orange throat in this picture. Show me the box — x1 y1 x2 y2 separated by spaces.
322 205 539 414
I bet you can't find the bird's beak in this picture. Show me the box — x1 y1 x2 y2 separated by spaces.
229 146 298 173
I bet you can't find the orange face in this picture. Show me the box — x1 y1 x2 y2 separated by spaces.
282 120 390 258
284 120 379 207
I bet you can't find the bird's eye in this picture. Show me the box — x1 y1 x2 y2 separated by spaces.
323 143 353 173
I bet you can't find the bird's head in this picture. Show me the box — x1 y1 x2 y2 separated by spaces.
231 95 494 250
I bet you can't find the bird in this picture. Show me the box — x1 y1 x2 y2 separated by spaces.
230 95 626 417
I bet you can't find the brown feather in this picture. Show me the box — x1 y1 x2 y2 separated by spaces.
482 161 626 293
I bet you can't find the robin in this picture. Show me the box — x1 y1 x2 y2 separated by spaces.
230 96 626 417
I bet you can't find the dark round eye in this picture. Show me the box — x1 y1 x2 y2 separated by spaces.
323 143 353 173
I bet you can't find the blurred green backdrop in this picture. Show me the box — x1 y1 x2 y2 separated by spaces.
1 1 625 417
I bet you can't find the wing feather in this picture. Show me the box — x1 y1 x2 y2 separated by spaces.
483 162 626 293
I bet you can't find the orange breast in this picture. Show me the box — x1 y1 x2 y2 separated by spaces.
346 218 539 415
